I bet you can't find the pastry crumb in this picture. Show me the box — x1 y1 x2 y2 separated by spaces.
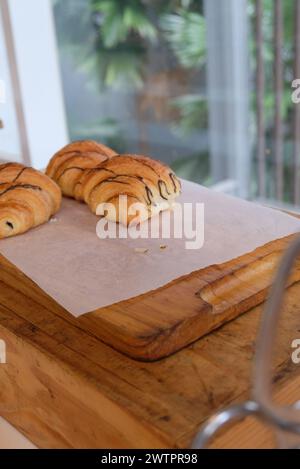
134 247 149 254
160 244 167 250
49 217 58 223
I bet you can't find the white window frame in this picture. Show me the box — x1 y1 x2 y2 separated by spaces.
204 0 251 198
0 0 68 168
1 0 251 186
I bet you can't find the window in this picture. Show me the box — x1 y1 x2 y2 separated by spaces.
53 0 209 185
1 0 300 209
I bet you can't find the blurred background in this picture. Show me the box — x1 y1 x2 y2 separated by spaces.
1 0 300 208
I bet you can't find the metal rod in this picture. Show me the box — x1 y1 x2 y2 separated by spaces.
191 401 259 449
254 234 300 431
274 0 284 201
255 0 266 198
192 234 300 448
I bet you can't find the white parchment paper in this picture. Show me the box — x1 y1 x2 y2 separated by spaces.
1 180 300 316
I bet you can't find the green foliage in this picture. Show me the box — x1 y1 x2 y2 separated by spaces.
248 0 295 134
71 117 124 151
53 0 299 193
90 0 158 90
92 0 157 47
171 151 210 185
158 6 207 139
159 9 206 68
53 0 158 90
248 0 297 201
170 94 207 136
53 0 207 172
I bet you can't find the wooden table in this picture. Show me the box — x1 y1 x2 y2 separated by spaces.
0 253 300 449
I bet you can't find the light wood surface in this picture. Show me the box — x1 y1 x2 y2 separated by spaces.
80 234 299 360
0 239 300 448
212 373 300 449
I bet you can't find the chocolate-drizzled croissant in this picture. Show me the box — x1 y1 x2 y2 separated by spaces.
0 163 61 238
78 154 181 225
46 140 117 197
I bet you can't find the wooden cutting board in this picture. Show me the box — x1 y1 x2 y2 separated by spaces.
1 242 300 448
1 233 300 361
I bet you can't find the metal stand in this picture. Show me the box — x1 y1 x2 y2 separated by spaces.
192 234 300 449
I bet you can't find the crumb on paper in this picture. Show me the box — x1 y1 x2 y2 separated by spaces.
134 247 149 254
49 217 58 223
160 244 167 250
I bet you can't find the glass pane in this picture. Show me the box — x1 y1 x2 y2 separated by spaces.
52 0 300 207
247 0 297 205
52 0 208 186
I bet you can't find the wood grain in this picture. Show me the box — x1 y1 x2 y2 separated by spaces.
211 373 300 449
0 234 300 447
0 235 300 362
80 234 300 360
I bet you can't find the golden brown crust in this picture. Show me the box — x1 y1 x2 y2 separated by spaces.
82 154 181 224
0 183 52 228
0 162 25 176
45 140 117 198
130 154 182 195
0 200 34 238
54 140 116 158
0 164 61 214
52 153 108 198
46 141 181 226
46 140 116 179
0 164 62 238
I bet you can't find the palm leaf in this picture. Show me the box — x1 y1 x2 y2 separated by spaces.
160 9 206 68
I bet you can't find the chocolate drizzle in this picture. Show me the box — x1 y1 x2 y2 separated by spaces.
13 167 28 182
169 173 178 193
0 163 19 172
0 183 42 197
57 166 85 181
54 147 112 162
158 180 169 200
74 167 114 192
49 149 108 178
114 175 154 205
132 158 159 177
81 156 179 207
145 186 153 205
53 150 81 160
85 167 114 177
90 177 131 196
89 175 152 206
115 175 154 205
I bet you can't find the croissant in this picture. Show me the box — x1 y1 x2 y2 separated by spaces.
46 140 117 197
0 163 61 238
0 162 61 213
79 154 181 225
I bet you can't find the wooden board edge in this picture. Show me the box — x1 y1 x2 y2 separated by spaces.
80 234 300 361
